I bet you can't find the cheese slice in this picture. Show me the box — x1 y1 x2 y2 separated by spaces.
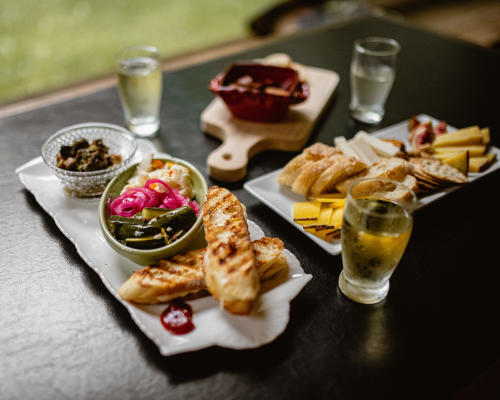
434 145 486 157
293 199 345 241
469 153 496 172
434 152 462 160
308 193 346 200
441 151 469 175
334 136 359 159
315 206 334 239
329 207 344 229
306 199 346 209
347 140 371 165
480 128 490 145
351 136 380 165
355 131 400 157
293 201 320 225
318 205 333 222
433 126 481 147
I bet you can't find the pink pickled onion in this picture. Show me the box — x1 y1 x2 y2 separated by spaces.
144 179 170 198
145 179 200 216
108 187 159 217
188 200 200 216
124 187 161 206
109 178 200 217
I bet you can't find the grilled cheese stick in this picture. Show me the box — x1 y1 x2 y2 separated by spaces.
118 237 286 305
202 186 259 315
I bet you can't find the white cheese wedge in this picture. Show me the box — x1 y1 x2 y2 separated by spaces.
355 131 399 157
347 138 374 165
352 136 380 164
334 136 359 159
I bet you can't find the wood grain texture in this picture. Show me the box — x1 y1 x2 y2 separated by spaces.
201 66 339 182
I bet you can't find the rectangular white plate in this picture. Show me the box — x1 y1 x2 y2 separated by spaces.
16 139 312 356
244 114 500 255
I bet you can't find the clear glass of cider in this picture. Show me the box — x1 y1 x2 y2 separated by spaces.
117 45 162 138
339 177 417 304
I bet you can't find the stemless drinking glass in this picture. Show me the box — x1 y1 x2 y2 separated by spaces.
339 177 417 304
350 37 400 125
117 45 162 138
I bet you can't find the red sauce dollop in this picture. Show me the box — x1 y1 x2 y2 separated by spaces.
160 300 195 335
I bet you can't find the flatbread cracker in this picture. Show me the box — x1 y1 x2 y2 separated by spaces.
412 171 449 188
410 158 467 184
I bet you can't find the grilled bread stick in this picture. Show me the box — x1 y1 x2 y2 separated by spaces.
202 186 259 315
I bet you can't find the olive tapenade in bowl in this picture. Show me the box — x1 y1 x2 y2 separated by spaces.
98 155 208 266
41 122 137 197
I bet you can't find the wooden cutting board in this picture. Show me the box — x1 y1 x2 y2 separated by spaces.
201 66 340 182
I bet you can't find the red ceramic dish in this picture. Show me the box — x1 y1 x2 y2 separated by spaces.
209 63 309 122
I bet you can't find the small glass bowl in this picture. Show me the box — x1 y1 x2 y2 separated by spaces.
41 122 137 197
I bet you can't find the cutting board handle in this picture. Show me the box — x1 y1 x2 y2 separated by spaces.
207 127 262 182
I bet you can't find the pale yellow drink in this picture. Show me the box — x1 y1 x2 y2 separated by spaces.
117 46 162 137
339 179 416 304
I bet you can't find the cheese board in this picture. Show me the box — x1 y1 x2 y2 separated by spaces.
244 114 500 255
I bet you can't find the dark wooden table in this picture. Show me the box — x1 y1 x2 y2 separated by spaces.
2 16 499 400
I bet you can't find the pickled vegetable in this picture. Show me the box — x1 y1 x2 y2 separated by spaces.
107 205 196 249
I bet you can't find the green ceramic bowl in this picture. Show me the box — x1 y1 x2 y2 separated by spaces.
98 156 207 266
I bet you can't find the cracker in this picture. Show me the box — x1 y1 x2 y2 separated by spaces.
416 169 452 186
410 158 467 184
412 171 449 188
401 174 418 193
415 180 440 194
416 179 440 191
412 171 447 191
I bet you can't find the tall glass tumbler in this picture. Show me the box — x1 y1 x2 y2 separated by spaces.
350 37 400 125
339 178 417 304
117 45 162 138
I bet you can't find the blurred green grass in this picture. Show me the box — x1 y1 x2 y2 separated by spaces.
0 0 276 104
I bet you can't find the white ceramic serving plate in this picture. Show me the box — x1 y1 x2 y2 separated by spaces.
244 114 500 255
16 139 312 356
